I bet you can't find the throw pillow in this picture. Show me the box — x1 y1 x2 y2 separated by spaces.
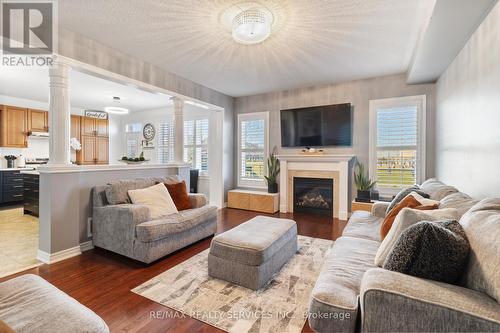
128 183 178 219
0 320 16 333
380 195 438 240
374 207 459 267
409 191 440 207
164 181 191 211
386 185 430 215
383 220 470 284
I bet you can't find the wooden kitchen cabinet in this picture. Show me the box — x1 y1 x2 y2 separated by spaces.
76 116 109 165
95 119 108 137
27 109 48 132
95 137 109 164
71 115 81 139
0 105 28 148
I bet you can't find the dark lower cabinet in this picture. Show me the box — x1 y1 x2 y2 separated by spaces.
1 170 24 204
23 173 39 217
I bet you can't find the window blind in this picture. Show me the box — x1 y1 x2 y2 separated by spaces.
184 119 209 172
157 121 174 163
376 106 418 189
240 118 265 180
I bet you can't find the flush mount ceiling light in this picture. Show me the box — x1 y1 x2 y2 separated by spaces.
104 96 129 114
220 2 275 45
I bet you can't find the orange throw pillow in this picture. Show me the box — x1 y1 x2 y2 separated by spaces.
164 181 191 211
380 195 438 240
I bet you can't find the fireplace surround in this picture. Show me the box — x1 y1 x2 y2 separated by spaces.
276 154 354 220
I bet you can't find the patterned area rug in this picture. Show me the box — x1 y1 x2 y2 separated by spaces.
133 235 333 333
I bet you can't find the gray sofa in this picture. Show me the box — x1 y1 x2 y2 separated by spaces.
92 176 217 263
308 178 500 332
0 274 108 333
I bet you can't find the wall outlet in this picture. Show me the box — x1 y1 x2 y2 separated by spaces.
87 217 93 238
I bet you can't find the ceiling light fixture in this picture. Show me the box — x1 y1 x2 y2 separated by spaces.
220 2 274 45
104 96 129 114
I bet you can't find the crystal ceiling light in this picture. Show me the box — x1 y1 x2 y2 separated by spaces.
220 2 275 45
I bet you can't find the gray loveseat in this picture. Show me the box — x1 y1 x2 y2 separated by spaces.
308 178 500 332
92 176 217 263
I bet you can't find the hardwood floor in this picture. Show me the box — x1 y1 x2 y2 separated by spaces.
0 208 347 333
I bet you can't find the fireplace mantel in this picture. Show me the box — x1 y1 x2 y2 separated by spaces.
276 154 354 220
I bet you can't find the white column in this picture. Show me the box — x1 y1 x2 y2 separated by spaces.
48 61 71 165
171 96 184 163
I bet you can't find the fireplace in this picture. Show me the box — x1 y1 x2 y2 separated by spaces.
293 177 334 216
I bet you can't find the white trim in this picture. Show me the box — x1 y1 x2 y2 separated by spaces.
237 112 270 188
37 163 191 174
36 246 82 264
80 241 94 252
369 95 426 195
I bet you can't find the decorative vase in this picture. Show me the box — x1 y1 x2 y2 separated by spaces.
268 182 278 194
356 190 371 202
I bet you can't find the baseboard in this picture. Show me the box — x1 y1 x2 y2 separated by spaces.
339 211 349 220
80 240 94 252
36 246 82 264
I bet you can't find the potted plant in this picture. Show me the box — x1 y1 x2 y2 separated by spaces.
354 162 376 202
264 146 280 193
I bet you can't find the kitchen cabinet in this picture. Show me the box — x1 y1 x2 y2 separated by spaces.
77 116 109 165
23 173 39 217
0 105 28 148
71 115 81 139
0 170 24 203
27 108 48 132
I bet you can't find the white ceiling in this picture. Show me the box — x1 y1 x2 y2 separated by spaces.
0 66 172 112
58 0 436 97
407 0 498 84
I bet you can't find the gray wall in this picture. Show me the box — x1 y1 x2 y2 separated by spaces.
58 28 235 201
235 74 436 198
39 166 188 253
435 1 500 199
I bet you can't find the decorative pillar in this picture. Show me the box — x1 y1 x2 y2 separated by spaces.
171 96 184 163
48 61 71 165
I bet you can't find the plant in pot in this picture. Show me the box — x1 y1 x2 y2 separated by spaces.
354 162 376 202
264 146 280 193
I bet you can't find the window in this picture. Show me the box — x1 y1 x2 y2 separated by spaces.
157 121 174 163
125 122 142 158
237 112 269 188
369 96 426 196
184 118 209 173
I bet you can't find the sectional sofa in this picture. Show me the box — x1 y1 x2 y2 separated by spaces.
308 179 500 332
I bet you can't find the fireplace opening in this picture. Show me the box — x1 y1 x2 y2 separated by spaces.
293 177 333 216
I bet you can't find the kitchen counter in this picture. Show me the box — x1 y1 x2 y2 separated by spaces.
0 167 35 171
20 170 39 175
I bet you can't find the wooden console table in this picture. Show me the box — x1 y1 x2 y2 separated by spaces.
228 189 279 214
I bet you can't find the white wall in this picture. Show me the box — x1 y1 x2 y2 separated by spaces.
435 1 500 199
235 74 436 199
120 105 224 203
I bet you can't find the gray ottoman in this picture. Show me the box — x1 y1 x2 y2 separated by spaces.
208 216 298 290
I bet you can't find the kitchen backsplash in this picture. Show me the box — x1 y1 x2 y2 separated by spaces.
0 137 49 168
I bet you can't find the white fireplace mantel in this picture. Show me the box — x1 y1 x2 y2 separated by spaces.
276 154 355 220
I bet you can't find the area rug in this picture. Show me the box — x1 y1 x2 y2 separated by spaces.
132 235 333 333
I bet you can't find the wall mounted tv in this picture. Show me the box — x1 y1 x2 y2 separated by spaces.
280 103 352 147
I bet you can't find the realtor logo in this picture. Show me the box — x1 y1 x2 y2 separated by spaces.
1 1 57 66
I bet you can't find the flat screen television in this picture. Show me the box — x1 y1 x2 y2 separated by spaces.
280 103 352 147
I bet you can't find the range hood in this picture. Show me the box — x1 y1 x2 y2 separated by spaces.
28 131 49 138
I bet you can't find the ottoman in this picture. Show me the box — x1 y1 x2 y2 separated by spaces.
208 216 298 290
